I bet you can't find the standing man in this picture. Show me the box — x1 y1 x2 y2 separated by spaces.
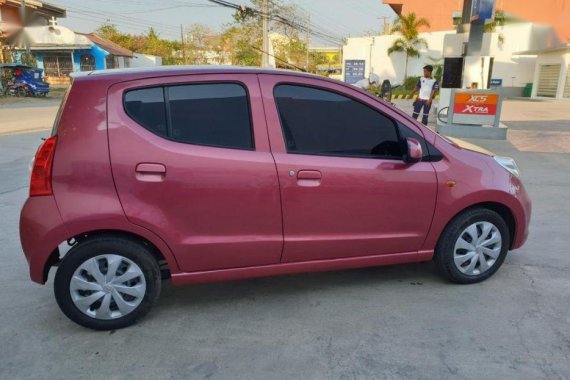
409 65 439 125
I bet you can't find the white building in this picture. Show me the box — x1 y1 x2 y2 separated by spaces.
515 44 570 99
131 53 162 68
342 22 563 97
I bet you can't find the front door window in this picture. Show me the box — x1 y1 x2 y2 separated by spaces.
274 84 402 159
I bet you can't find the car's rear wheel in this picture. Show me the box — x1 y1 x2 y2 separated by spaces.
434 208 510 284
54 235 161 330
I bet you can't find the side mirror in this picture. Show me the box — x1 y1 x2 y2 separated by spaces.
404 137 423 163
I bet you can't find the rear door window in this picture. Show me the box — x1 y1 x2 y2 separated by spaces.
167 84 253 149
123 83 253 150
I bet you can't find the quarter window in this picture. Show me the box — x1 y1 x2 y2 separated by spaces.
274 84 402 159
123 83 253 150
124 87 168 136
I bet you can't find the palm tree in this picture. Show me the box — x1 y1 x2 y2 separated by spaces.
387 12 430 83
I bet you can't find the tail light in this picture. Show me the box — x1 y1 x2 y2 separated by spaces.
30 136 57 197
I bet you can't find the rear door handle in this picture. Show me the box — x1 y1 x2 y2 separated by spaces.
297 169 322 187
135 163 166 182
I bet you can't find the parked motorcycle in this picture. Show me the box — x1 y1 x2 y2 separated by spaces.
0 63 50 97
7 80 30 97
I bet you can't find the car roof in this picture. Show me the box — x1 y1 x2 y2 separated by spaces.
71 65 329 83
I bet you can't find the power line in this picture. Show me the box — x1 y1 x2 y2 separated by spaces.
66 5 181 31
120 4 218 15
250 45 305 72
286 0 355 38
203 0 344 45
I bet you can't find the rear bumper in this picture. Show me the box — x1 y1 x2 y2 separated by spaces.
20 196 69 284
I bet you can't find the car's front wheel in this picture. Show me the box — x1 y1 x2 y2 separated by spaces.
54 235 161 330
434 208 510 284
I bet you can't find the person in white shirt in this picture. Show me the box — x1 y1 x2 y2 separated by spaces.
409 65 439 125
354 73 380 90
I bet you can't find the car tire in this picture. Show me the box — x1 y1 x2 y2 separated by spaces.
54 235 161 330
434 208 510 284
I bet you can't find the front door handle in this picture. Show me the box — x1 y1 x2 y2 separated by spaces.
135 163 166 182
297 170 322 187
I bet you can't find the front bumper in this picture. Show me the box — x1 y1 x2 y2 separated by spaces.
511 178 532 249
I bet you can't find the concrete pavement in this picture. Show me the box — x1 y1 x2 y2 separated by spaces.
0 106 569 378
0 99 60 135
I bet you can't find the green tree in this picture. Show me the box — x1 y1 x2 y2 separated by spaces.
95 24 182 65
227 0 307 69
185 24 219 64
220 25 261 66
387 12 430 82
96 24 134 51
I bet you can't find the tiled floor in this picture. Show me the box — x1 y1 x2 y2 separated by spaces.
508 130 570 154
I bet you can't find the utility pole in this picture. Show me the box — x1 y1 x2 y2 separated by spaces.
378 16 390 34
180 24 186 65
305 14 310 72
261 0 269 68
20 0 30 56
20 0 26 26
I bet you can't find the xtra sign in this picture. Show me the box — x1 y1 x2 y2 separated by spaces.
453 93 499 115
451 92 500 126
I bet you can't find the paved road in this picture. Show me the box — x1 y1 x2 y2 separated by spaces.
1 130 570 379
0 100 59 135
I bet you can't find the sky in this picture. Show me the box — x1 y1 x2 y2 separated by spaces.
52 0 396 47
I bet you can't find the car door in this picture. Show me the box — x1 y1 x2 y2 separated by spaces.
107 74 283 272
259 74 438 263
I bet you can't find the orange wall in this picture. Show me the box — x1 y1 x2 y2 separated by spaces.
383 0 570 42
0 4 23 26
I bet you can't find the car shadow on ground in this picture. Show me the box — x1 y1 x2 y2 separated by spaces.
155 261 447 311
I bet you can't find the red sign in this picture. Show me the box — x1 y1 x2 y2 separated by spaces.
453 93 499 116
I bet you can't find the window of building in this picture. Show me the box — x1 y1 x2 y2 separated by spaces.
80 54 96 71
42 54 73 77
105 55 118 69
274 84 401 159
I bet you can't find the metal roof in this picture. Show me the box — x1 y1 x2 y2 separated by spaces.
79 33 134 57
10 25 92 50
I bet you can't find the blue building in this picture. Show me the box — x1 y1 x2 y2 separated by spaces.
12 24 133 84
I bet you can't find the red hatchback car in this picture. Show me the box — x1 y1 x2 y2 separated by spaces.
20 67 531 330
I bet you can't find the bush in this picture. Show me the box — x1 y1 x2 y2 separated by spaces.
404 76 421 91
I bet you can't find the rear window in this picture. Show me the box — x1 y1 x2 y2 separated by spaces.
123 83 253 150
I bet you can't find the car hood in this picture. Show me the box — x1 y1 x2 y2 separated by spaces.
447 136 495 156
